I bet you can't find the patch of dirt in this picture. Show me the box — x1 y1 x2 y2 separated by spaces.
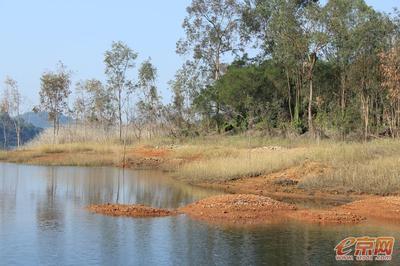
179 194 366 226
179 194 297 225
288 210 366 224
334 196 400 222
87 203 177 218
128 146 171 158
87 195 400 226
196 161 360 202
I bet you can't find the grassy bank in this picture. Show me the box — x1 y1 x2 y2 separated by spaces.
174 138 400 195
2 131 400 195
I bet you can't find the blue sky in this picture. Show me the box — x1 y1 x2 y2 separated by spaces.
0 0 398 112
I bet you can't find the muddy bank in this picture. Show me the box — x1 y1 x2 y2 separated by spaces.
87 203 177 218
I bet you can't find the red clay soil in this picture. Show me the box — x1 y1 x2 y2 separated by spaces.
129 146 171 158
287 209 366 224
197 162 372 203
86 196 400 226
179 194 366 226
87 203 177 218
334 196 400 222
179 194 297 225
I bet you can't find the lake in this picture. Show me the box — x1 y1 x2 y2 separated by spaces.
0 163 399 265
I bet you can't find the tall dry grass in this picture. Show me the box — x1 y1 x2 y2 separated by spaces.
16 125 400 194
175 139 400 194
176 148 308 182
28 124 149 146
299 140 400 194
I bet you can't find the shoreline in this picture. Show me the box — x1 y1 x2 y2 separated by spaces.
3 140 400 226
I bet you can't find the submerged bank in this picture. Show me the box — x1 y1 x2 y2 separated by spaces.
87 204 177 218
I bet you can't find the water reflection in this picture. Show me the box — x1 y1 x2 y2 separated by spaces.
0 163 399 266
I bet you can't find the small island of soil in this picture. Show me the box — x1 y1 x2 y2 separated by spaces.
87 203 177 218
86 195 400 226
178 194 366 225
179 194 297 225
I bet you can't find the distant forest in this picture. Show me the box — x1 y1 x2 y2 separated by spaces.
2 0 400 143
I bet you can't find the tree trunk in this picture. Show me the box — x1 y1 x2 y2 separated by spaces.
53 116 57 144
286 70 293 122
3 119 7 149
118 89 122 141
340 73 346 115
361 94 369 142
308 77 313 136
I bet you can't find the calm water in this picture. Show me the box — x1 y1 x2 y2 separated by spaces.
0 163 399 266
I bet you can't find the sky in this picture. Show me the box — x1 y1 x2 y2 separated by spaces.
0 0 398 113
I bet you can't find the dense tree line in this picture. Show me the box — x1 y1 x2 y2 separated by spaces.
170 0 400 140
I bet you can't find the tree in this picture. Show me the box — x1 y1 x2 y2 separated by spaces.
167 61 206 134
0 87 11 148
242 0 308 129
37 62 71 142
4 77 22 147
74 79 114 127
137 59 162 138
303 3 328 135
104 41 138 140
380 43 400 137
177 0 241 81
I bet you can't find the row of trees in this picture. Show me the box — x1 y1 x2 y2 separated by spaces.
35 41 163 142
7 0 400 143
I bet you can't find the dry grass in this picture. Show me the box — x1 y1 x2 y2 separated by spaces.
29 124 168 146
176 148 308 182
174 138 400 195
5 126 400 195
299 140 400 194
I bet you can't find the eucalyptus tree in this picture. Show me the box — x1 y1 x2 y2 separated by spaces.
75 79 114 127
302 2 329 135
241 0 317 131
137 59 161 138
0 86 11 148
104 41 138 140
37 62 71 141
169 60 206 131
4 77 22 147
349 9 394 140
177 0 241 81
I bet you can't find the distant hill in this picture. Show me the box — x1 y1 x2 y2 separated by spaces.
0 113 43 148
19 112 73 129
